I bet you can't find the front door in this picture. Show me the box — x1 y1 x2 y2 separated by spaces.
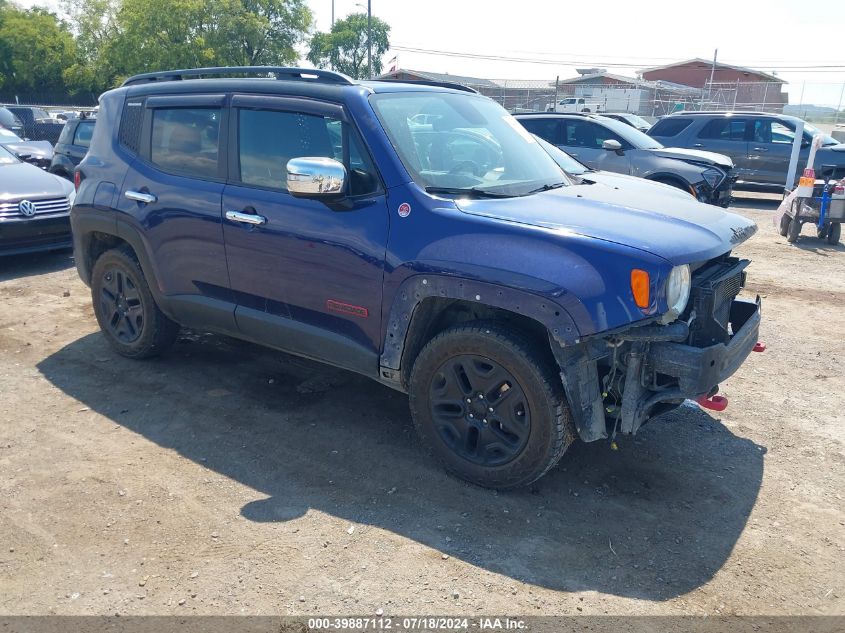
222 96 389 375
559 119 633 174
747 118 805 186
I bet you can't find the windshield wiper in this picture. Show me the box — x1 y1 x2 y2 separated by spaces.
525 182 567 194
425 186 515 198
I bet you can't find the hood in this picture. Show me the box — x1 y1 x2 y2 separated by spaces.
646 146 733 170
0 161 72 200
580 170 695 201
454 183 756 265
1 140 53 160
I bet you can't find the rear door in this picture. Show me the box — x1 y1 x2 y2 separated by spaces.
117 94 232 327
221 95 389 374
691 117 751 178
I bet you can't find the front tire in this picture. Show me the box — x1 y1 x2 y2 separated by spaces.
91 246 179 359
779 213 790 237
408 322 575 489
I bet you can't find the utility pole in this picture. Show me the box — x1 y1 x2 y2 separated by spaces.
367 0 372 79
331 0 334 26
703 48 717 108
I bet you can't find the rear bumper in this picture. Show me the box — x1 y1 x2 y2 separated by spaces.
0 215 72 256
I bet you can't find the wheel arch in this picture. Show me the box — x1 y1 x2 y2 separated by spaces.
379 275 580 390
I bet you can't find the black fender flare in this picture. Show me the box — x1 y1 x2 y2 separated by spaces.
379 274 582 378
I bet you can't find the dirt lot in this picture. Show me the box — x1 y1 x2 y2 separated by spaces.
1 195 843 618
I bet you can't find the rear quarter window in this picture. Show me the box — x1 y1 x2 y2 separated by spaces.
648 118 693 137
118 100 145 154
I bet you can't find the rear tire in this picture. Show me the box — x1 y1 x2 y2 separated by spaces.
787 217 801 243
91 246 179 359
827 222 841 245
408 322 575 489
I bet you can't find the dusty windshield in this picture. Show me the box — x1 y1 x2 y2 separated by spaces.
370 91 567 197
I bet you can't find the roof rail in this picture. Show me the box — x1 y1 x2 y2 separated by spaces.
121 66 356 87
513 111 598 117
376 79 478 94
667 110 772 116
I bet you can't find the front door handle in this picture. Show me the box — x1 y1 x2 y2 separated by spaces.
752 147 769 152
125 190 157 204
693 143 704 148
226 210 266 226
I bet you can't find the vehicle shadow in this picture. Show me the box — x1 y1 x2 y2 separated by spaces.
37 330 765 601
0 248 74 282
730 195 782 211
790 236 845 254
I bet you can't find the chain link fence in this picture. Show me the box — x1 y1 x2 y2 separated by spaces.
1 95 97 144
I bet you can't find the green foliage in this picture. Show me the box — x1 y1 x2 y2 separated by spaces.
307 12 390 80
0 4 77 95
1 0 316 100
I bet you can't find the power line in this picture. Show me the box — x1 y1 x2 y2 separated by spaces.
391 44 845 71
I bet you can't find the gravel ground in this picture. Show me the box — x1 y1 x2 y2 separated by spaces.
0 194 842 618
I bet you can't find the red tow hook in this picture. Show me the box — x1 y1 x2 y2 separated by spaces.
696 394 729 412
753 341 767 353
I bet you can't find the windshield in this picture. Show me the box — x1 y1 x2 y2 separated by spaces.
0 145 19 165
622 113 652 129
370 92 567 197
533 135 588 176
595 115 663 149
802 122 839 146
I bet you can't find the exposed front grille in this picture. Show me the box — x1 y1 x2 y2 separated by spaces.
0 197 70 219
686 256 749 347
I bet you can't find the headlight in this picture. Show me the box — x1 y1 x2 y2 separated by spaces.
662 264 691 323
701 168 724 189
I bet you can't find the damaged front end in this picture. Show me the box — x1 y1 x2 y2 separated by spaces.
552 255 761 442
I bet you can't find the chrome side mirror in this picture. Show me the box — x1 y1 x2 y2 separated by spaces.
602 139 623 152
287 157 346 197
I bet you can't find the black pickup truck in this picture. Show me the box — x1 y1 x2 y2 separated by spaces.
5 106 65 144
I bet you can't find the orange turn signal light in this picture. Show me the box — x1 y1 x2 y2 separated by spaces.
631 269 650 309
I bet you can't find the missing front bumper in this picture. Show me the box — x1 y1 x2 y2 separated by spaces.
554 297 762 442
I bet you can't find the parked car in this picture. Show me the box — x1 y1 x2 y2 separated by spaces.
72 66 761 489
50 115 96 180
0 144 74 256
547 97 602 113
0 126 54 169
599 112 652 133
5 106 66 144
515 112 736 206
648 111 845 189
533 134 696 202
0 106 25 137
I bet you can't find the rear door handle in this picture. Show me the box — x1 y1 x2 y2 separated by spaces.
226 210 266 226
125 190 157 204
693 143 704 148
752 147 769 152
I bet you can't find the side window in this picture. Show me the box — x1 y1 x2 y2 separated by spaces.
770 121 795 145
698 118 747 141
73 121 95 148
237 109 379 196
119 100 144 154
518 118 562 144
563 121 624 149
150 108 221 178
649 118 693 137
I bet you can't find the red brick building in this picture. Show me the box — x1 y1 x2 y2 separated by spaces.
640 58 787 112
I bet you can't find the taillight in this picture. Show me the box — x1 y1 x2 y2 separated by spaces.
73 170 81 191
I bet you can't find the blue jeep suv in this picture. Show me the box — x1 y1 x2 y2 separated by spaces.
71 67 762 489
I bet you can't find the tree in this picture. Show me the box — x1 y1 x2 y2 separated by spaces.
0 5 78 96
61 0 312 89
307 12 390 80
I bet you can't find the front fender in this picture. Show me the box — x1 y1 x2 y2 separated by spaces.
379 273 582 374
